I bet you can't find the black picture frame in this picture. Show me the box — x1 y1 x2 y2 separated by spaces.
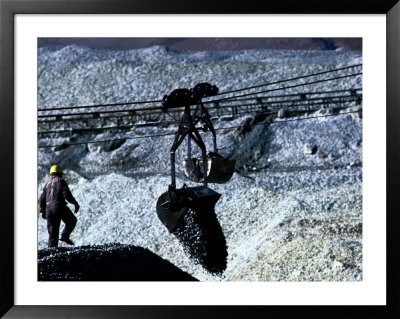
1 0 399 318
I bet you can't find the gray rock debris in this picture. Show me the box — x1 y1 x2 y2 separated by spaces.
37 45 363 282
304 143 318 155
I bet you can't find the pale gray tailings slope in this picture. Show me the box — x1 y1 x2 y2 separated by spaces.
37 45 362 281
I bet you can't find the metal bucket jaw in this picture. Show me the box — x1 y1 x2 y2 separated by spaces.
156 186 221 233
183 157 236 184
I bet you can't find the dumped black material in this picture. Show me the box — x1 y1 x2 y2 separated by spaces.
38 244 198 281
156 187 227 275
172 205 228 276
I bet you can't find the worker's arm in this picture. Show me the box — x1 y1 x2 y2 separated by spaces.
61 179 80 213
38 188 47 219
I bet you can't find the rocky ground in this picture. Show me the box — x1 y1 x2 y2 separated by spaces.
37 44 362 281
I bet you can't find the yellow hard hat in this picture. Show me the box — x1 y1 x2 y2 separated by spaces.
50 165 63 175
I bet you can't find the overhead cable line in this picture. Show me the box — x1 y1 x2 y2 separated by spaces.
38 89 361 119
38 73 362 120
38 96 361 135
38 99 161 112
205 87 362 104
206 72 362 104
211 63 362 97
38 109 361 149
38 63 362 112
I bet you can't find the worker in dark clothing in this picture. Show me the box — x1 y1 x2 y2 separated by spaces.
39 165 80 248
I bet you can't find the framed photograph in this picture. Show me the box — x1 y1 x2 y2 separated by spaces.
1 0 399 318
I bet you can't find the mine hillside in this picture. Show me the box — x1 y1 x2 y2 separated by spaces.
37 44 362 281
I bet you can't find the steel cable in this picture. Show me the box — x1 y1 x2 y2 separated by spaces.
38 109 361 149
38 63 362 112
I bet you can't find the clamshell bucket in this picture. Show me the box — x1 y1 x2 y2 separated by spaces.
156 186 221 233
183 157 236 184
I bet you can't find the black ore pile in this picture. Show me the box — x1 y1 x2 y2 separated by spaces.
38 243 197 281
173 207 228 276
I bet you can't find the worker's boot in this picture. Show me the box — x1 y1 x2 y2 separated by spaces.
60 237 74 245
